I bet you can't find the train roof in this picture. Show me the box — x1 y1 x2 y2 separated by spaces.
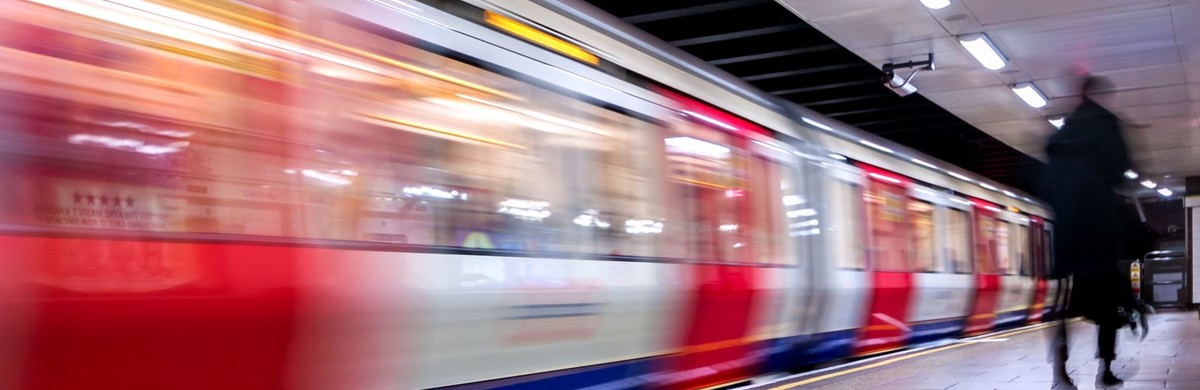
494 0 1049 218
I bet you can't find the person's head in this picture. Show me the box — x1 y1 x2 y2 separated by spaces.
1080 75 1114 98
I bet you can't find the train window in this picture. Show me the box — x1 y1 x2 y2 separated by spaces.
974 215 998 274
829 180 865 269
1043 229 1054 277
660 120 746 263
995 221 1012 274
908 200 938 272
865 180 909 271
748 156 790 264
1016 224 1031 276
947 209 973 274
0 10 679 259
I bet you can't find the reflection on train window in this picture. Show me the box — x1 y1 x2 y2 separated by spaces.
947 209 973 274
1016 224 1031 276
974 215 998 274
773 162 803 266
1043 230 1054 277
909 200 938 273
662 120 744 262
748 156 789 264
829 181 864 269
865 179 908 271
995 221 1011 274
0 9 677 259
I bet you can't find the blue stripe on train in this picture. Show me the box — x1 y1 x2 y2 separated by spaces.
791 329 858 365
908 318 965 344
994 309 1029 329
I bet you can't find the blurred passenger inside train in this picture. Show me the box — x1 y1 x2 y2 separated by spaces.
1039 75 1136 387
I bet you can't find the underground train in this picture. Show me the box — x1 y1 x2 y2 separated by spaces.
0 0 1058 389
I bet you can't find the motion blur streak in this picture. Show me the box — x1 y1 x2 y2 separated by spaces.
0 0 1057 389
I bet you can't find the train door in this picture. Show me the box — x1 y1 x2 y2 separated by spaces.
802 162 869 362
656 90 771 389
746 137 815 374
964 199 1002 335
995 210 1034 328
905 187 974 343
1027 217 1049 323
854 165 913 355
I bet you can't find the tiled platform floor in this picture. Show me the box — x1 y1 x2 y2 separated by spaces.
744 311 1200 389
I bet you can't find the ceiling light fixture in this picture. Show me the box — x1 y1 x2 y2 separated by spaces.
958 33 1007 70
1123 170 1139 180
980 183 998 191
1048 116 1065 129
828 153 847 161
1158 188 1173 197
1140 180 1157 189
1011 83 1048 108
919 0 951 9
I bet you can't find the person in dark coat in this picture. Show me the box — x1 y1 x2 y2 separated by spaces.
1039 75 1136 388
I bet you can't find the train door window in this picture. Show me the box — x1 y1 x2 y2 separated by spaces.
1016 224 1031 276
776 162 804 266
865 178 909 271
909 200 938 272
995 220 1012 274
748 155 790 264
974 214 997 274
947 209 973 274
661 119 746 263
829 180 865 269
1043 229 1054 277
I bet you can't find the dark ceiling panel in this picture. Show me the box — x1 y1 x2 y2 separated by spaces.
584 0 1045 192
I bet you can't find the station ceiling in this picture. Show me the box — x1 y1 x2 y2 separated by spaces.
584 0 1200 196
583 0 1045 192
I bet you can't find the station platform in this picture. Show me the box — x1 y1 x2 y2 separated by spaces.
743 311 1200 390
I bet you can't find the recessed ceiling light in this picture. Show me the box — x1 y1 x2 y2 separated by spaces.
1157 188 1173 197
1123 170 1139 179
920 0 951 9
1140 180 1157 189
1048 116 1065 129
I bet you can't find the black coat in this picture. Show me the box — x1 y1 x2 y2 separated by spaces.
1038 98 1134 323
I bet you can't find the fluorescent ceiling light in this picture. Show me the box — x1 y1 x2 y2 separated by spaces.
920 0 952 10
1048 116 1065 129
1003 190 1017 198
828 153 847 161
958 33 1007 70
980 183 998 191
802 117 834 131
1011 83 1048 108
1123 170 1139 179
1157 188 1173 197
911 158 937 169
859 140 894 154
1140 180 1157 189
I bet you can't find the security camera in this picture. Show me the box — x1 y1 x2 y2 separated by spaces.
881 53 934 97
883 72 919 97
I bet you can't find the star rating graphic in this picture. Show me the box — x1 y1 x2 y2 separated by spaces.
73 192 134 208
